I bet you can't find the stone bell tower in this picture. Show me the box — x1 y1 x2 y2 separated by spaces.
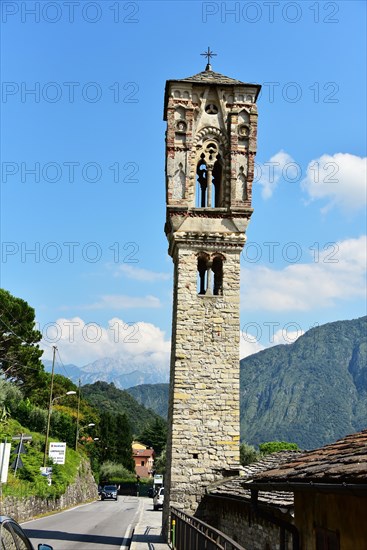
163 52 261 522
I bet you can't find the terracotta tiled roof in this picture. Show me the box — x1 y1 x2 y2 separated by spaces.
208 451 301 509
133 448 154 458
252 430 367 486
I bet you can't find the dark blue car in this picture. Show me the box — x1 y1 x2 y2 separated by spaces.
101 485 118 501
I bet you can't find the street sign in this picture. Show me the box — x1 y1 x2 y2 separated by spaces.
0 443 11 483
11 457 24 470
13 442 27 454
49 442 66 464
12 435 32 441
40 466 53 486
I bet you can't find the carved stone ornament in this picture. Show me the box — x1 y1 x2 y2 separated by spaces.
238 124 249 137
176 120 187 133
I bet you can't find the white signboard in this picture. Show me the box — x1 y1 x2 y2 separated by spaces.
0 443 11 483
153 474 163 486
48 442 66 464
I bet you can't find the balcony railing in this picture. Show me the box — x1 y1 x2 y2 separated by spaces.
170 507 245 550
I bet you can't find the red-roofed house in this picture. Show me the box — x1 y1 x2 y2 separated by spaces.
132 441 155 478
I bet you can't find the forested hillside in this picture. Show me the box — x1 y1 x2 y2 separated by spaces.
127 383 169 419
126 316 367 450
82 380 163 436
240 316 367 448
0 289 155 494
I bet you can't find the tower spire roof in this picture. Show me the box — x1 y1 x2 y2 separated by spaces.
177 69 247 86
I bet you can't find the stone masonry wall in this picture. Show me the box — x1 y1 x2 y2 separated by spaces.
1 458 98 522
164 245 242 517
201 495 294 550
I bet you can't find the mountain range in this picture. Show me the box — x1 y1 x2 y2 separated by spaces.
43 356 169 389
44 316 367 449
126 316 367 449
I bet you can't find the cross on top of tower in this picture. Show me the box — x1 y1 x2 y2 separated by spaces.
201 47 217 71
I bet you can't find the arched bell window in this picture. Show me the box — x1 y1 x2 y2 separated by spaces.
197 254 224 296
212 256 224 296
196 154 207 208
197 255 208 295
212 155 223 207
195 141 223 208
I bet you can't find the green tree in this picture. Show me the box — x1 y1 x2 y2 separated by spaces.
240 442 259 465
99 460 135 483
98 412 134 471
259 441 300 455
153 446 166 475
0 289 46 395
138 417 167 456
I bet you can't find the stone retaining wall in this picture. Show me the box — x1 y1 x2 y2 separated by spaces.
1 459 98 522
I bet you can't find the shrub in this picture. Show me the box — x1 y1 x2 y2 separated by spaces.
259 441 299 455
240 443 259 465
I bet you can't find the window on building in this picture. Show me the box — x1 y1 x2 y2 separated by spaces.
315 527 340 550
196 154 207 207
197 254 224 296
197 255 208 295
195 142 223 208
205 104 218 114
141 460 145 466
212 156 223 207
212 256 223 296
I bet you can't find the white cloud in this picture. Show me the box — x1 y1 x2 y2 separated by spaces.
240 331 264 359
272 328 304 345
113 264 171 282
81 294 162 309
241 235 367 312
255 150 297 199
40 316 171 368
302 153 367 212
240 324 303 359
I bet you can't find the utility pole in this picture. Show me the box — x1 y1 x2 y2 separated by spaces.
43 345 57 467
75 378 81 451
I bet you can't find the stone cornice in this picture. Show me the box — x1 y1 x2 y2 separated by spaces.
167 208 253 219
167 231 246 257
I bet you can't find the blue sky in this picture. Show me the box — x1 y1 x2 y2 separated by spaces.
1 1 366 374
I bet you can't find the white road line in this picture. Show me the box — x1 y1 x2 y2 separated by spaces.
119 522 133 550
119 498 144 549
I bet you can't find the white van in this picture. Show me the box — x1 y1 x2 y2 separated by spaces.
153 487 164 510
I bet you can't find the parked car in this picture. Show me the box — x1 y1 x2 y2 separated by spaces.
153 487 164 510
0 515 53 550
101 485 118 501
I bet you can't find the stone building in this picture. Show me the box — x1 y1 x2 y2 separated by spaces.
162 55 261 529
251 429 367 550
201 451 300 549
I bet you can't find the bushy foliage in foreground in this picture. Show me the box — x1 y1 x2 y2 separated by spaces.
1 419 80 500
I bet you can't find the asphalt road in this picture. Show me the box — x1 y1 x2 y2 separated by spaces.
22 495 143 550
